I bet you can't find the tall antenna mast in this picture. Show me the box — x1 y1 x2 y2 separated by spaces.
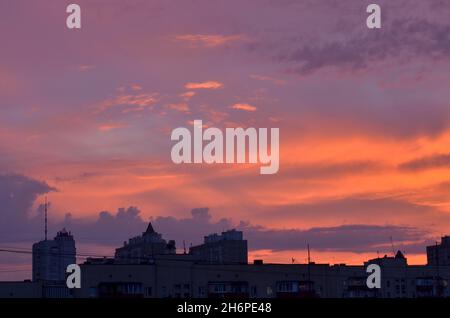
307 243 311 264
390 236 395 256
44 196 48 241
307 243 311 294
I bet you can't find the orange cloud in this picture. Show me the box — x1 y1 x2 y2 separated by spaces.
248 249 427 266
97 123 126 132
184 81 224 90
231 103 257 112
97 92 158 113
173 34 246 47
180 91 196 100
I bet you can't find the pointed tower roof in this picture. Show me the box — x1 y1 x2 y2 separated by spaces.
395 250 405 259
144 222 155 235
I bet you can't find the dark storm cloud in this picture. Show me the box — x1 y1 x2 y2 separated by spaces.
0 174 54 241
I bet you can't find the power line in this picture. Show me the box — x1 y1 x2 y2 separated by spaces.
0 246 444 280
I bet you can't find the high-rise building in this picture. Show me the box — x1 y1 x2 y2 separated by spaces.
427 236 450 266
32 229 76 283
189 229 248 264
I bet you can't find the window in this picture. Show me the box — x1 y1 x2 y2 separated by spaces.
198 286 206 297
277 281 298 293
214 284 226 293
145 287 152 297
88 287 98 298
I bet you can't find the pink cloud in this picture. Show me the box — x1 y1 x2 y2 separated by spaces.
231 103 258 112
184 81 223 90
250 74 286 85
97 92 159 113
97 123 127 132
166 103 190 113
173 34 246 48
180 91 196 101
78 65 96 72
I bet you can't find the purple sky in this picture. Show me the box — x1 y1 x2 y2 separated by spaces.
1 1 450 280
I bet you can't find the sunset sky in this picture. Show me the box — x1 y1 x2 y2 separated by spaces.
1 0 450 280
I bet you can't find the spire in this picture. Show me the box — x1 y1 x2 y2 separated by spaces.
395 250 405 259
144 222 155 234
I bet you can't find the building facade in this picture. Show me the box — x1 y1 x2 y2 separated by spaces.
32 228 76 283
427 236 450 266
189 229 248 264
115 223 176 264
74 255 450 298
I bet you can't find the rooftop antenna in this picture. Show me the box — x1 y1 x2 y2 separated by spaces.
307 243 311 264
390 236 395 256
183 240 187 254
44 196 48 241
307 243 311 293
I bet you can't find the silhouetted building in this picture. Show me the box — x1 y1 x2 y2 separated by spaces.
189 229 248 264
0 281 43 298
4 225 450 299
32 228 76 283
427 236 450 266
115 222 176 264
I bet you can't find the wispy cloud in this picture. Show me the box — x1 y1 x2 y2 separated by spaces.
399 153 450 171
180 91 196 101
272 17 450 75
250 74 286 85
173 34 246 48
184 81 224 90
97 92 158 113
166 103 190 114
77 65 96 72
97 123 127 132
231 103 257 112
117 84 143 93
